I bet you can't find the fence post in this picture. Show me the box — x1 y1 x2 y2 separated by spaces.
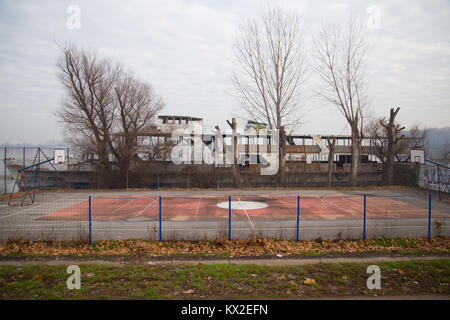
89 196 92 245
159 196 162 241
228 196 231 241
296 195 300 242
428 194 432 240
363 194 367 240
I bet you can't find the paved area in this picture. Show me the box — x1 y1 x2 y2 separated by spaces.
1 254 448 267
0 188 449 241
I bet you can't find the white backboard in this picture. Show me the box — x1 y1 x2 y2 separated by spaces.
53 149 66 164
411 149 425 164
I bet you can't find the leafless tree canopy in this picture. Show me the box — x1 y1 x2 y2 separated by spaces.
232 6 306 130
366 117 402 162
408 123 429 155
313 17 368 129
56 44 164 187
313 17 369 185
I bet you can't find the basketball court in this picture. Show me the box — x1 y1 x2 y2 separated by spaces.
40 193 448 221
1 188 449 241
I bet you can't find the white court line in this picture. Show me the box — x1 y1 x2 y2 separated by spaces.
338 196 440 217
321 197 357 215
339 196 392 217
194 198 201 217
110 199 135 214
234 194 256 231
134 199 157 217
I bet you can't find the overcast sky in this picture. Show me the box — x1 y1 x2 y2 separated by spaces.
0 0 449 145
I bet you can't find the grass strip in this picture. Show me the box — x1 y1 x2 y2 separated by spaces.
0 259 449 299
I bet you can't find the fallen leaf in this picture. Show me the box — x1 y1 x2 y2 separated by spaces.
398 269 405 275
32 274 43 281
251 274 257 278
183 289 195 294
289 280 297 286
303 278 316 285
277 275 286 281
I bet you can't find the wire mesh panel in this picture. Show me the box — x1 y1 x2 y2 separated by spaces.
0 191 89 241
160 196 229 240
283 194 364 240
230 195 298 240
1 190 448 242
298 194 363 220
366 193 450 239
91 196 159 241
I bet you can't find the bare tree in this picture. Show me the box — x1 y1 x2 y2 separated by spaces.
408 123 429 158
365 117 387 164
112 75 164 185
313 17 369 186
232 6 306 186
327 136 336 188
56 44 164 188
367 116 428 167
379 107 405 185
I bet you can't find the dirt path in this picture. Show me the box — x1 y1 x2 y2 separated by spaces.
1 254 448 267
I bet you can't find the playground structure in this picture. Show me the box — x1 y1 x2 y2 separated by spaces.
421 159 450 202
8 149 55 207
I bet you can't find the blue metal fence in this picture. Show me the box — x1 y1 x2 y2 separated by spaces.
84 193 442 243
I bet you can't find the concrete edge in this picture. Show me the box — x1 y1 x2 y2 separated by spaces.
0 255 448 267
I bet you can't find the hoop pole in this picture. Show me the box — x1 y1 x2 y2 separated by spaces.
296 195 300 242
159 196 162 241
8 173 20 206
363 194 367 240
89 196 92 245
428 194 432 240
20 173 30 207
3 147 6 196
32 166 38 204
228 196 231 241
437 165 441 202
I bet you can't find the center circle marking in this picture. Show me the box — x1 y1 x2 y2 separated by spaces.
216 201 268 210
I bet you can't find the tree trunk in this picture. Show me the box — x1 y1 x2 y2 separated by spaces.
119 157 131 188
349 126 360 186
231 118 241 188
383 107 401 186
385 141 395 185
327 137 336 188
278 126 286 187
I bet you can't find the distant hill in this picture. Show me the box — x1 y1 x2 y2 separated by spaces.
423 127 450 159
0 140 70 148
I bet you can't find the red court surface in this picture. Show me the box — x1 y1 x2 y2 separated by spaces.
39 194 447 222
